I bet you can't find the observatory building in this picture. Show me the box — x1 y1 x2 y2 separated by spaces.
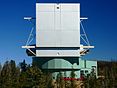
22 2 97 79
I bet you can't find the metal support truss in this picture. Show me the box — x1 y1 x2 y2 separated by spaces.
22 17 36 56
80 17 94 56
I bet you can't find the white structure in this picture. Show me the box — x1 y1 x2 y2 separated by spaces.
22 3 94 58
22 3 97 79
36 3 80 57
36 4 80 47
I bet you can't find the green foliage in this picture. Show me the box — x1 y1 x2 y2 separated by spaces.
0 60 47 88
70 70 76 88
70 70 75 78
19 66 46 88
0 60 117 88
83 61 117 88
0 60 20 88
56 72 65 88
19 60 27 72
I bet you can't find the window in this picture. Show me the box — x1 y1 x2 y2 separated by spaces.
81 70 84 73
92 66 96 73
80 70 84 75
53 77 55 79
85 70 88 73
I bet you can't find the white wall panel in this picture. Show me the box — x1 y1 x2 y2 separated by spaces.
61 12 80 30
37 31 56 47
60 31 80 47
37 12 55 30
36 49 80 57
37 4 55 11
61 4 80 12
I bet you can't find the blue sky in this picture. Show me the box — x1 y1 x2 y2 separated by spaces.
0 0 117 64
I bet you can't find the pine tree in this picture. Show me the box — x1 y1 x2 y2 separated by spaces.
0 61 11 88
0 60 20 88
70 70 76 88
9 60 20 88
19 65 46 88
19 59 27 72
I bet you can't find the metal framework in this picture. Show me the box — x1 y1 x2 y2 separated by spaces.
22 17 36 56
22 16 94 56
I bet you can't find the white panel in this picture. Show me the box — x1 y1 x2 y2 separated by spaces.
37 31 56 47
61 12 80 30
37 4 55 11
36 4 55 47
61 4 80 11
36 3 80 49
37 12 54 30
60 4 80 47
36 50 80 57
55 30 61 46
55 12 61 30
60 31 80 47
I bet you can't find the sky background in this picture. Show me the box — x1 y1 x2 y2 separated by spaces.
0 0 117 64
